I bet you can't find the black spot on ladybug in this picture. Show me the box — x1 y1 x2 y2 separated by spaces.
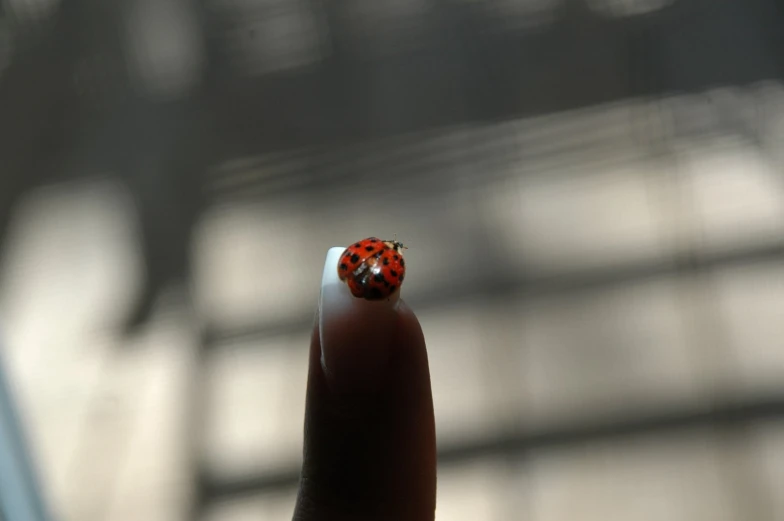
340 263 348 271
374 273 385 283
366 245 376 251
383 257 389 265
400 258 405 267
369 288 383 299
350 253 360 263
354 243 361 247
389 285 396 293
370 238 378 243
390 269 398 277
394 255 399 260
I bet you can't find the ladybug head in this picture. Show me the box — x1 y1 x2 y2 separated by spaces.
384 238 407 253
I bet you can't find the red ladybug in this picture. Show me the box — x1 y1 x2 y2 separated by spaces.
338 237 406 300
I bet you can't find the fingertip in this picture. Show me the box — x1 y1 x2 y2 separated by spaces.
318 246 406 394
298 291 436 520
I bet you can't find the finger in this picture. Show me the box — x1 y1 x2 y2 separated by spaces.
294 248 437 521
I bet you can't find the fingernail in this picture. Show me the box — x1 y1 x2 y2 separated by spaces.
319 247 401 393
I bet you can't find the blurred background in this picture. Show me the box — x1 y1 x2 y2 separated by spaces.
1 0 784 519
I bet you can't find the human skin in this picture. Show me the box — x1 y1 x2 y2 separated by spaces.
293 247 437 521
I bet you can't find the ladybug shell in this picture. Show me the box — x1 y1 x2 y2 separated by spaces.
338 237 406 300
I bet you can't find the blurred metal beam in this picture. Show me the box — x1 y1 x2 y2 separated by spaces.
204 239 784 348
198 391 784 502
3 0 784 166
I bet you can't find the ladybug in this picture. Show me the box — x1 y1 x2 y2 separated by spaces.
338 237 407 300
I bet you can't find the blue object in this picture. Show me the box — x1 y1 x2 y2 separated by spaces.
0 347 54 521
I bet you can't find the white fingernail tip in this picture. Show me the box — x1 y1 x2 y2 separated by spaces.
319 247 400 362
